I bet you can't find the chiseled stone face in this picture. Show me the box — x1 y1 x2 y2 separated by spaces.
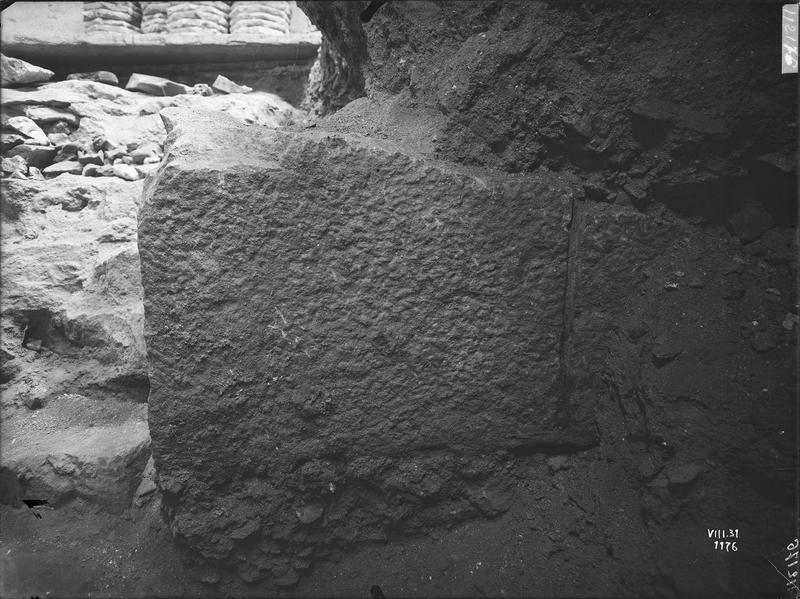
138 108 593 580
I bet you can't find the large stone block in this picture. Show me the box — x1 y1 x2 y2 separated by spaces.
138 108 593 577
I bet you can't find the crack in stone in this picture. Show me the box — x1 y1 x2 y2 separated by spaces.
557 193 583 422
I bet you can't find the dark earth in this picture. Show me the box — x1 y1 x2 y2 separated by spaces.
2 1 798 598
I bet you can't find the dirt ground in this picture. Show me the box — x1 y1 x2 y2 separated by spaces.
1 436 795 599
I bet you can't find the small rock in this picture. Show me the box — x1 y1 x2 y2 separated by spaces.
295 504 324 524
652 335 682 367
273 567 299 587
92 135 108 151
6 143 56 168
761 229 794 264
134 478 157 503
25 106 79 128
47 132 71 145
743 241 767 257
200 572 220 585
0 53 54 86
53 142 83 163
663 281 679 291
125 73 191 96
782 313 799 331
212 74 253 94
687 277 706 288
44 121 72 136
638 455 664 480
66 71 119 85
83 163 117 177
97 220 136 243
82 164 101 177
728 201 774 243
626 325 649 340
2 155 27 176
721 281 745 300
0 132 25 151
135 164 160 178
78 151 104 166
292 558 312 571
723 259 746 276
105 147 128 162
623 179 649 209
112 163 140 181
230 519 260 540
666 462 707 485
28 166 44 180
546 455 570 472
471 486 514 515
191 83 214 96
133 455 157 507
142 155 161 164
751 330 778 352
24 339 42 352
22 395 43 410
159 477 185 496
130 142 160 164
43 160 82 176
6 116 49 145
60 193 87 211
755 152 795 175
582 180 613 202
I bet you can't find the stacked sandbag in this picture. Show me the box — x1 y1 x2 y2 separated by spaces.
141 2 170 34
166 1 229 35
83 1 141 34
229 1 291 36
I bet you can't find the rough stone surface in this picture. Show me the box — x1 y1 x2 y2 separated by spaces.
728 200 776 243
1 175 149 405
0 53 54 86
1 132 25 151
6 143 56 168
139 108 591 578
25 106 80 128
43 160 82 176
0 394 150 513
6 116 49 145
212 74 253 94
66 71 120 85
125 73 192 97
2 154 26 173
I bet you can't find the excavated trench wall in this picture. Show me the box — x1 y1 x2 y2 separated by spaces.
139 0 797 590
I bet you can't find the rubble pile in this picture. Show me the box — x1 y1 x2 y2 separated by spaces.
0 53 299 516
0 56 285 185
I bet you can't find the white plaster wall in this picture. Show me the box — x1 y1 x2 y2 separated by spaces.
1 1 85 44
